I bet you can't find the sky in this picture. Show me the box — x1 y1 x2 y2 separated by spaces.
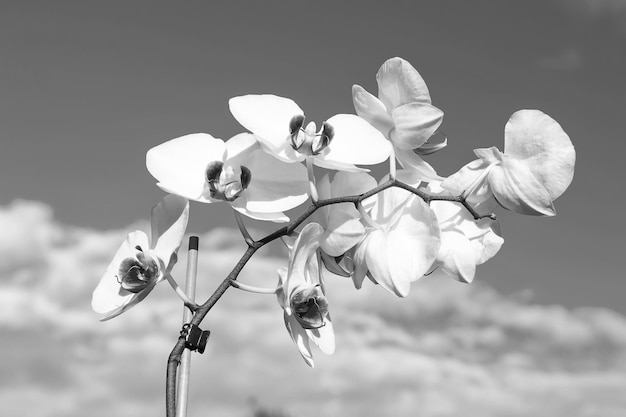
1 1 625 416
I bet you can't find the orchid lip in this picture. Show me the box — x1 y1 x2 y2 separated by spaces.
205 161 252 202
288 116 334 156
116 247 159 293
290 284 329 329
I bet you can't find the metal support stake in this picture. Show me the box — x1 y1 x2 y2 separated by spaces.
176 236 199 417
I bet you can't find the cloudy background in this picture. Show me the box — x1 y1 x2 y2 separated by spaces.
1 1 625 416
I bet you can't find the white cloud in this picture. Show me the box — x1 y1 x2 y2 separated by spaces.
1 200 626 417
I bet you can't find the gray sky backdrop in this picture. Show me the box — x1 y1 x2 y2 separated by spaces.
1 1 625 416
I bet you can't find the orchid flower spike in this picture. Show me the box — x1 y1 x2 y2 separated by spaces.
442 110 576 216
276 222 335 367
146 132 309 222
92 194 189 320
229 94 391 172
352 57 445 180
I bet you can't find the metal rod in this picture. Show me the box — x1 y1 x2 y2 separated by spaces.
176 236 199 417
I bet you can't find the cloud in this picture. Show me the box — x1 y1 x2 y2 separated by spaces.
1 200 626 417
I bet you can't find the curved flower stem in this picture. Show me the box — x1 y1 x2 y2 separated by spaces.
357 201 379 229
233 209 254 246
165 274 200 311
305 158 319 204
230 279 278 294
165 177 496 416
389 147 397 181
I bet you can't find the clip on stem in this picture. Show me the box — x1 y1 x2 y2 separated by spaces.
180 323 210 354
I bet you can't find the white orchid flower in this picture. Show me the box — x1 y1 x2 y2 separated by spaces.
352 57 445 180
92 194 189 320
353 180 441 297
429 183 504 283
276 222 335 367
442 110 575 216
229 94 391 172
146 132 310 222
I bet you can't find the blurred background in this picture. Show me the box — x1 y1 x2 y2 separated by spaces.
1 1 625 416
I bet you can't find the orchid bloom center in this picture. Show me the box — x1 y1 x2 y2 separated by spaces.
205 161 252 202
116 245 159 293
290 284 329 329
289 115 334 156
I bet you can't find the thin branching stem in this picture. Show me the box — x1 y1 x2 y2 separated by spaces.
165 178 496 416
233 209 255 247
164 274 200 311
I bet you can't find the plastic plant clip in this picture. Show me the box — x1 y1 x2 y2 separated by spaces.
181 323 210 354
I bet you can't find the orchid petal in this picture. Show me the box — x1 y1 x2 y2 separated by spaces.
441 159 489 195
415 134 448 155
229 95 304 153
371 186 413 228
323 114 391 166
376 57 432 108
223 132 259 164
312 157 368 172
320 251 352 278
352 238 370 290
271 140 305 164
320 172 376 256
316 173 333 222
92 231 151 317
150 194 189 272
351 84 394 136
488 159 556 216
395 148 442 181
437 230 477 283
231 205 289 223
392 197 440 282
440 159 498 213
474 146 504 164
99 282 157 321
146 133 225 203
430 192 503 271
362 194 440 297
284 312 314 367
240 148 309 213
321 210 364 257
504 110 575 200
287 223 324 294
332 171 378 197
362 229 409 296
306 317 335 355
472 219 504 265
390 103 444 150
